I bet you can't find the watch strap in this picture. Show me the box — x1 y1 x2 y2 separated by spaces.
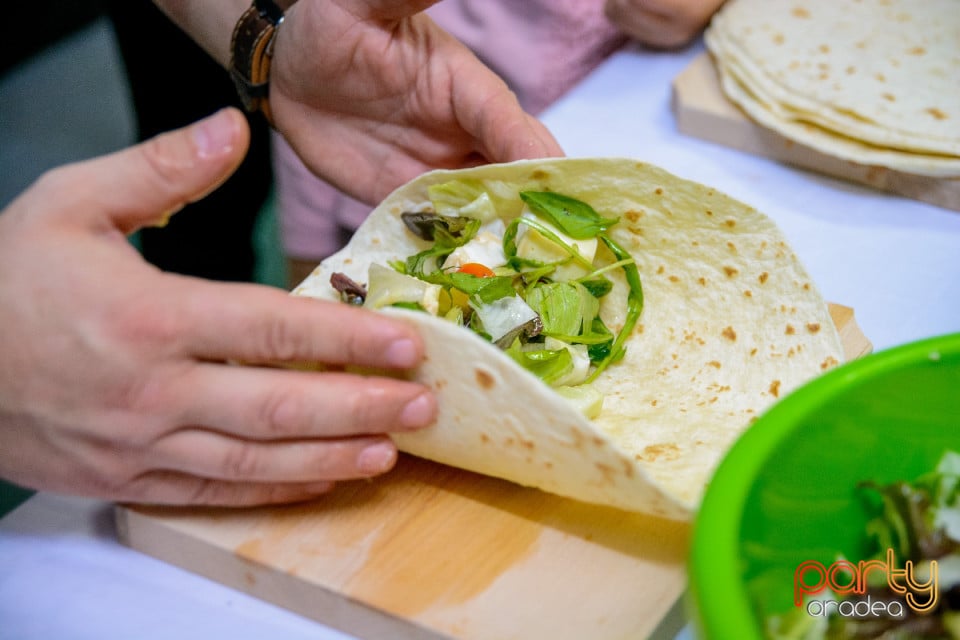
230 0 284 124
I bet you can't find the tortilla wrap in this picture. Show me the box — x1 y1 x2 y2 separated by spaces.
705 0 960 177
293 158 844 520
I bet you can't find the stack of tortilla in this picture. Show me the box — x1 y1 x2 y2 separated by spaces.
705 0 960 177
294 158 845 521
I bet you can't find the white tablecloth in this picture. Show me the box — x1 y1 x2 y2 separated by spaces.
2 41 958 640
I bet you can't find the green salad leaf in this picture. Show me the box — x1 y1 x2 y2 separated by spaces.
519 191 619 239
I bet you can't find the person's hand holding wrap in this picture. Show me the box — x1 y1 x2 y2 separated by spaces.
0 109 437 506
156 0 564 206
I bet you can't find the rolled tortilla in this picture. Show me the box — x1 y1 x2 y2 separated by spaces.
293 158 844 520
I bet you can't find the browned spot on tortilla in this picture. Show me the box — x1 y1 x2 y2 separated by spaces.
846 65 857 75
772 33 785 45
769 380 782 398
882 92 896 102
343 257 353 265
591 436 606 447
480 433 490 444
595 462 617 486
927 108 948 120
727 241 737 253
635 324 645 335
371 238 381 246
807 322 821 333
475 368 495 389
504 437 515 447
705 209 714 216
908 46 926 55
744 290 753 297
875 72 887 82
722 326 737 342
622 458 635 478
759 272 769 284
655 188 664 195
821 356 840 370
699 277 707 286
434 379 447 390
669 275 680 283
785 324 796 335
691 240 700 247
724 218 737 228
638 443 681 462
750 348 758 356
624 209 642 222
657 265 665 275
792 7 810 18
723 266 739 278
707 361 721 369
650 399 658 407
519 438 535 450
570 427 585 449
544 461 553 470
530 170 548 180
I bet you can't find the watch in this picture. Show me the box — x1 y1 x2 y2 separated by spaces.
230 0 285 124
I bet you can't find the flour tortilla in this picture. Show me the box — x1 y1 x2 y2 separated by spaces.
293 158 844 520
705 0 960 177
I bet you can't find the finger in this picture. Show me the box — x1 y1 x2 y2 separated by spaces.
452 68 565 163
142 277 427 369
51 108 250 234
122 471 335 507
150 429 398 483
169 363 436 439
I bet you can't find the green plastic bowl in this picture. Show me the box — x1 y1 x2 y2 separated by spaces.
688 332 960 638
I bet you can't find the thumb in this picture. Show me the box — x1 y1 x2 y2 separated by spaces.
62 108 250 234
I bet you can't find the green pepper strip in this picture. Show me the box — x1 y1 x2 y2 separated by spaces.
585 234 643 383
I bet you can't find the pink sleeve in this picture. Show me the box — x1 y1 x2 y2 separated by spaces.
271 132 371 261
427 0 627 114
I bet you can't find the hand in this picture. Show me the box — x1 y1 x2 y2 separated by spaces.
0 108 436 507
269 0 564 205
604 0 727 50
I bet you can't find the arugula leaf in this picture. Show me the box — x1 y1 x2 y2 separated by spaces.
519 191 619 240
585 234 643 383
580 278 613 298
402 213 482 278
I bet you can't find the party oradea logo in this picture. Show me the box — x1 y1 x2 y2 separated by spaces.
794 549 939 619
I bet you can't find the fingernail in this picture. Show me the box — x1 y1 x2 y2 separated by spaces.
400 392 436 429
385 338 419 368
357 443 397 474
193 109 236 158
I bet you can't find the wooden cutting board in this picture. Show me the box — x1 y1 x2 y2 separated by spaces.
672 53 960 213
116 304 870 640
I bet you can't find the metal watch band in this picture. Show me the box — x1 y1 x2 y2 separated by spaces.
229 0 284 124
